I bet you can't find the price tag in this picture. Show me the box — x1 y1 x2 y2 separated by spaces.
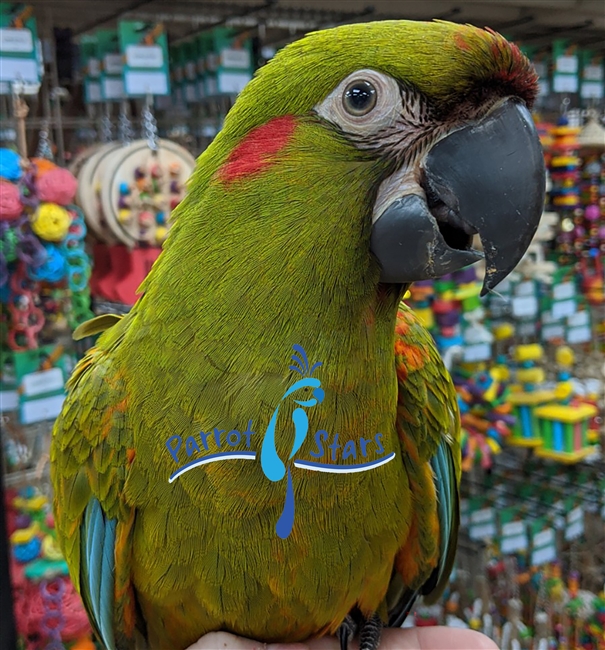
217 70 251 94
542 324 565 341
565 506 584 541
538 80 550 97
567 325 591 344
568 310 589 327
125 70 168 95
185 83 197 103
518 322 538 338
21 368 64 397
533 61 547 78
0 390 18 411
556 55 578 74
531 544 557 566
581 82 604 99
512 296 538 318
553 74 579 93
533 528 555 547
126 44 163 68
20 394 66 424
471 508 494 524
515 281 535 297
220 48 251 69
470 507 496 541
88 57 101 77
502 533 529 554
583 64 603 81
470 522 497 541
102 76 124 99
553 282 575 300
463 342 491 363
185 61 196 80
0 28 34 53
103 53 123 75
552 299 576 320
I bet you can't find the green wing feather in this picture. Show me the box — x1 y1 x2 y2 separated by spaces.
73 313 123 340
387 302 461 624
50 320 140 649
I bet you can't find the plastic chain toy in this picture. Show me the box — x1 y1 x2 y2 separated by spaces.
1 149 94 348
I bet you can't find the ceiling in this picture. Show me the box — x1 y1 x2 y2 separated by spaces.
25 0 605 53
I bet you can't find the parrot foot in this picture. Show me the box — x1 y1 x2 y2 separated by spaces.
337 615 358 650
358 613 383 650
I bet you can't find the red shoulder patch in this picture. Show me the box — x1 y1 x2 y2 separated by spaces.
218 115 297 183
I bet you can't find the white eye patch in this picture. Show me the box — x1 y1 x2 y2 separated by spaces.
314 69 403 137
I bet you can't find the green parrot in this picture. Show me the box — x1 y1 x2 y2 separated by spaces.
51 19 544 650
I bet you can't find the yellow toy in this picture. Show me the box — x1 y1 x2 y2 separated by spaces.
507 344 555 448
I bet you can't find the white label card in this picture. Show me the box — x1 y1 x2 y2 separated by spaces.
567 325 591 344
86 81 102 103
553 282 575 301
21 368 64 397
124 70 168 95
532 544 557 566
533 528 555 547
552 299 576 320
583 64 603 81
220 48 251 69
502 534 529 554
88 57 101 77
185 83 197 102
512 296 538 318
0 28 34 53
0 57 39 83
515 281 535 297
102 76 124 99
542 324 565 341
471 508 494 524
502 521 525 537
104 53 123 75
581 81 604 99
553 74 579 93
556 55 578 74
0 390 19 411
20 394 66 424
470 523 496 540
463 343 492 363
217 70 251 94
185 61 197 80
568 310 589 327
126 45 163 69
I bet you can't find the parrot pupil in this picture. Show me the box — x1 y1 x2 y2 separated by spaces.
343 81 377 116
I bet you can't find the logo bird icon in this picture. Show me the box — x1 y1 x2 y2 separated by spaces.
260 344 323 538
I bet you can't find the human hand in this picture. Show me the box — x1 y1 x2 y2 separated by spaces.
187 626 499 649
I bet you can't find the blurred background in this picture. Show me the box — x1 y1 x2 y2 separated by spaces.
0 2 604 649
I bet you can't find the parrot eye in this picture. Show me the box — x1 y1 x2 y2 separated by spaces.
343 81 377 116
314 69 402 137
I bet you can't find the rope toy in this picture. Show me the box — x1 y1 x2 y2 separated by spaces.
37 167 78 206
30 203 71 242
0 179 23 220
0 147 22 181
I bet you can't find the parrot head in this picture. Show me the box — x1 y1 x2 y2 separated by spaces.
155 21 545 334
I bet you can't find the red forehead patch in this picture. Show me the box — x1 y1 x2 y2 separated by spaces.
454 31 472 52
218 115 297 183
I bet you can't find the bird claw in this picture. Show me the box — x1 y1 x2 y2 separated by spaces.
338 615 357 650
337 612 383 650
359 613 383 650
